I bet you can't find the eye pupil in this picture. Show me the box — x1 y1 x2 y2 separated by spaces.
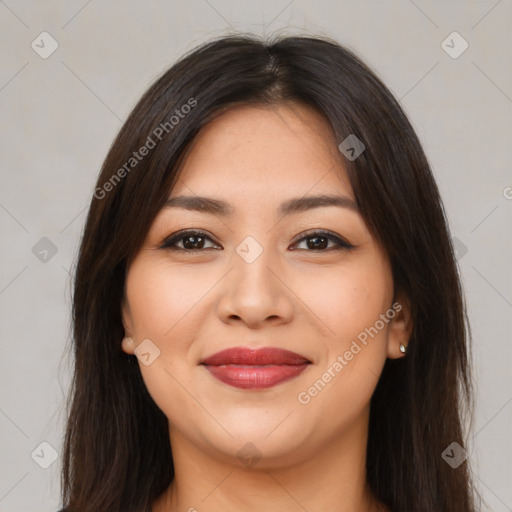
162 230 350 253
183 235 205 250
307 236 328 250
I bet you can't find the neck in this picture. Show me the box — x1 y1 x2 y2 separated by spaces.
153 407 388 512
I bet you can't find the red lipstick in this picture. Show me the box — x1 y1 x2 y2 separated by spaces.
200 347 310 389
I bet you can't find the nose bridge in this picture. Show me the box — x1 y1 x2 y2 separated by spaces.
217 233 293 327
233 232 280 302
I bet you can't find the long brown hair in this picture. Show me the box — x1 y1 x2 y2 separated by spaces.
61 33 481 511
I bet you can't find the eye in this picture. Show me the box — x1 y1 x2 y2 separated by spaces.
159 229 354 252
290 230 354 251
159 230 220 251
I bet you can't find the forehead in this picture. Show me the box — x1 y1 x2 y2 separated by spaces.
171 102 353 201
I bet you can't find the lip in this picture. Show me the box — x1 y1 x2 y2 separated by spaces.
201 347 311 390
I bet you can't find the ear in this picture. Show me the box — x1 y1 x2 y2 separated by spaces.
386 292 413 359
120 297 135 355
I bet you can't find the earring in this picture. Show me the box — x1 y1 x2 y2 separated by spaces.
399 343 407 354
124 336 134 346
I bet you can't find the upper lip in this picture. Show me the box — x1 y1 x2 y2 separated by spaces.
200 347 311 366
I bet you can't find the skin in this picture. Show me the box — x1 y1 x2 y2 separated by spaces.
121 102 412 512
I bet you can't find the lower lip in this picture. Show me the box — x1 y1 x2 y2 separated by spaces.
203 364 309 389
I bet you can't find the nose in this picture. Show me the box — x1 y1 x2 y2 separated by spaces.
216 243 294 329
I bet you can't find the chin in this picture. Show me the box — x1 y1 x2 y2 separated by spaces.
196 414 316 467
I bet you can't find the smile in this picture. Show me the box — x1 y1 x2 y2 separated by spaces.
200 347 311 389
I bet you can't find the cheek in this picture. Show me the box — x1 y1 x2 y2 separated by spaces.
294 260 392 344
125 257 215 340
124 258 213 431
294 268 392 436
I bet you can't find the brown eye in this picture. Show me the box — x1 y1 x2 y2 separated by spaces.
160 230 220 251
159 229 354 252
290 230 354 251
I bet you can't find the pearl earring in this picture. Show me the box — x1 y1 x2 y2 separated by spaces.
124 336 134 346
399 343 407 354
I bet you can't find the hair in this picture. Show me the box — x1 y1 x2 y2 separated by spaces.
61 32 481 511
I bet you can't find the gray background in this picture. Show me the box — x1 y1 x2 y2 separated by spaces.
0 1 511 511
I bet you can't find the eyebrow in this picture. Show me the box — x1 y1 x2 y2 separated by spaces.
164 194 359 217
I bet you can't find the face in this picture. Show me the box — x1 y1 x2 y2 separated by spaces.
121 102 411 468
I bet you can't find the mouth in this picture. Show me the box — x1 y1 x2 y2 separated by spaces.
200 347 311 390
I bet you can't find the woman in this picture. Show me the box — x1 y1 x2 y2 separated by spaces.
60 33 480 511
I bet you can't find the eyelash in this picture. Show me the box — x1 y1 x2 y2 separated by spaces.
158 229 354 252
